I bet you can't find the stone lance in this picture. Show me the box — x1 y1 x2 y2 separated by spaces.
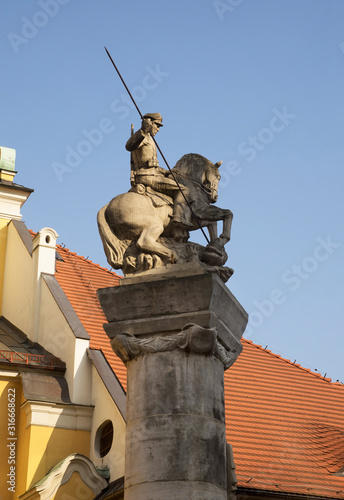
104 46 211 244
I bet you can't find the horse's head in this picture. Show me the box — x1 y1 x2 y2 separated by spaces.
202 160 222 203
173 154 223 202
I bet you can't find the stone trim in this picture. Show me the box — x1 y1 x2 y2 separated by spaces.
111 323 238 369
22 400 94 430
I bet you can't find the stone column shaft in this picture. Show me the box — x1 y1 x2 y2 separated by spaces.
98 272 248 500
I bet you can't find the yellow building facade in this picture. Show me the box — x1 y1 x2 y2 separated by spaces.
0 148 125 500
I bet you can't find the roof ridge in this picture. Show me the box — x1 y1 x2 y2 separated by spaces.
242 338 344 387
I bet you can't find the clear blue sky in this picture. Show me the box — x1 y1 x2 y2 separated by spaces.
2 1 344 381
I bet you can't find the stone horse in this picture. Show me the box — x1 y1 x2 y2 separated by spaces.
97 153 233 273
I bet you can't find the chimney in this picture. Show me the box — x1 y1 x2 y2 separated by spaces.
32 228 59 342
32 228 59 277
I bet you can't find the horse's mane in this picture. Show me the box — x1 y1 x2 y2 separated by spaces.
173 153 213 183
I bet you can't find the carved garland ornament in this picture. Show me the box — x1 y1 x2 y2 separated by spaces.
110 323 237 369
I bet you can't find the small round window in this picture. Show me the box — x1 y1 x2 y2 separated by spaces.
95 420 113 458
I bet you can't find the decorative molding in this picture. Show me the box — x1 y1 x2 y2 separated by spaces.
111 323 237 368
0 211 22 221
22 400 94 430
0 185 32 220
19 453 107 500
0 370 20 378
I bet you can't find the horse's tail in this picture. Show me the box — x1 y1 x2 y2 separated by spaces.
97 203 129 269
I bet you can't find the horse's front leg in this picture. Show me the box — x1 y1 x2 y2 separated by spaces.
219 209 233 246
207 222 218 243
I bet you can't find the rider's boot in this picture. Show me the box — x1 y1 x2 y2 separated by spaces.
172 195 193 228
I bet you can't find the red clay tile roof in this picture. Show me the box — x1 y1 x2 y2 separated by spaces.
229 340 344 498
51 242 344 498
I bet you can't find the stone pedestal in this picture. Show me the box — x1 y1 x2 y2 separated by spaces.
98 272 248 500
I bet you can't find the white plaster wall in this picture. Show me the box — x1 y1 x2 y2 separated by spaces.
38 281 92 406
2 222 34 335
89 367 126 481
72 338 92 405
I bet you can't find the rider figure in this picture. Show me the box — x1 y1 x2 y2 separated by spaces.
125 113 192 228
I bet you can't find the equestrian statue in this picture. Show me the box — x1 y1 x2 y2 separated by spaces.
97 113 234 281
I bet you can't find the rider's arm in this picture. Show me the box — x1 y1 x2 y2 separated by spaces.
125 129 146 151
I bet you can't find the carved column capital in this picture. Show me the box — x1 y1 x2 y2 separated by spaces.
110 323 237 368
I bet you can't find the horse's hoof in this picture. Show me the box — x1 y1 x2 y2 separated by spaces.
201 245 228 267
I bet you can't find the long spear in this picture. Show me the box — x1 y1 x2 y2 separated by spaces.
104 46 210 244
